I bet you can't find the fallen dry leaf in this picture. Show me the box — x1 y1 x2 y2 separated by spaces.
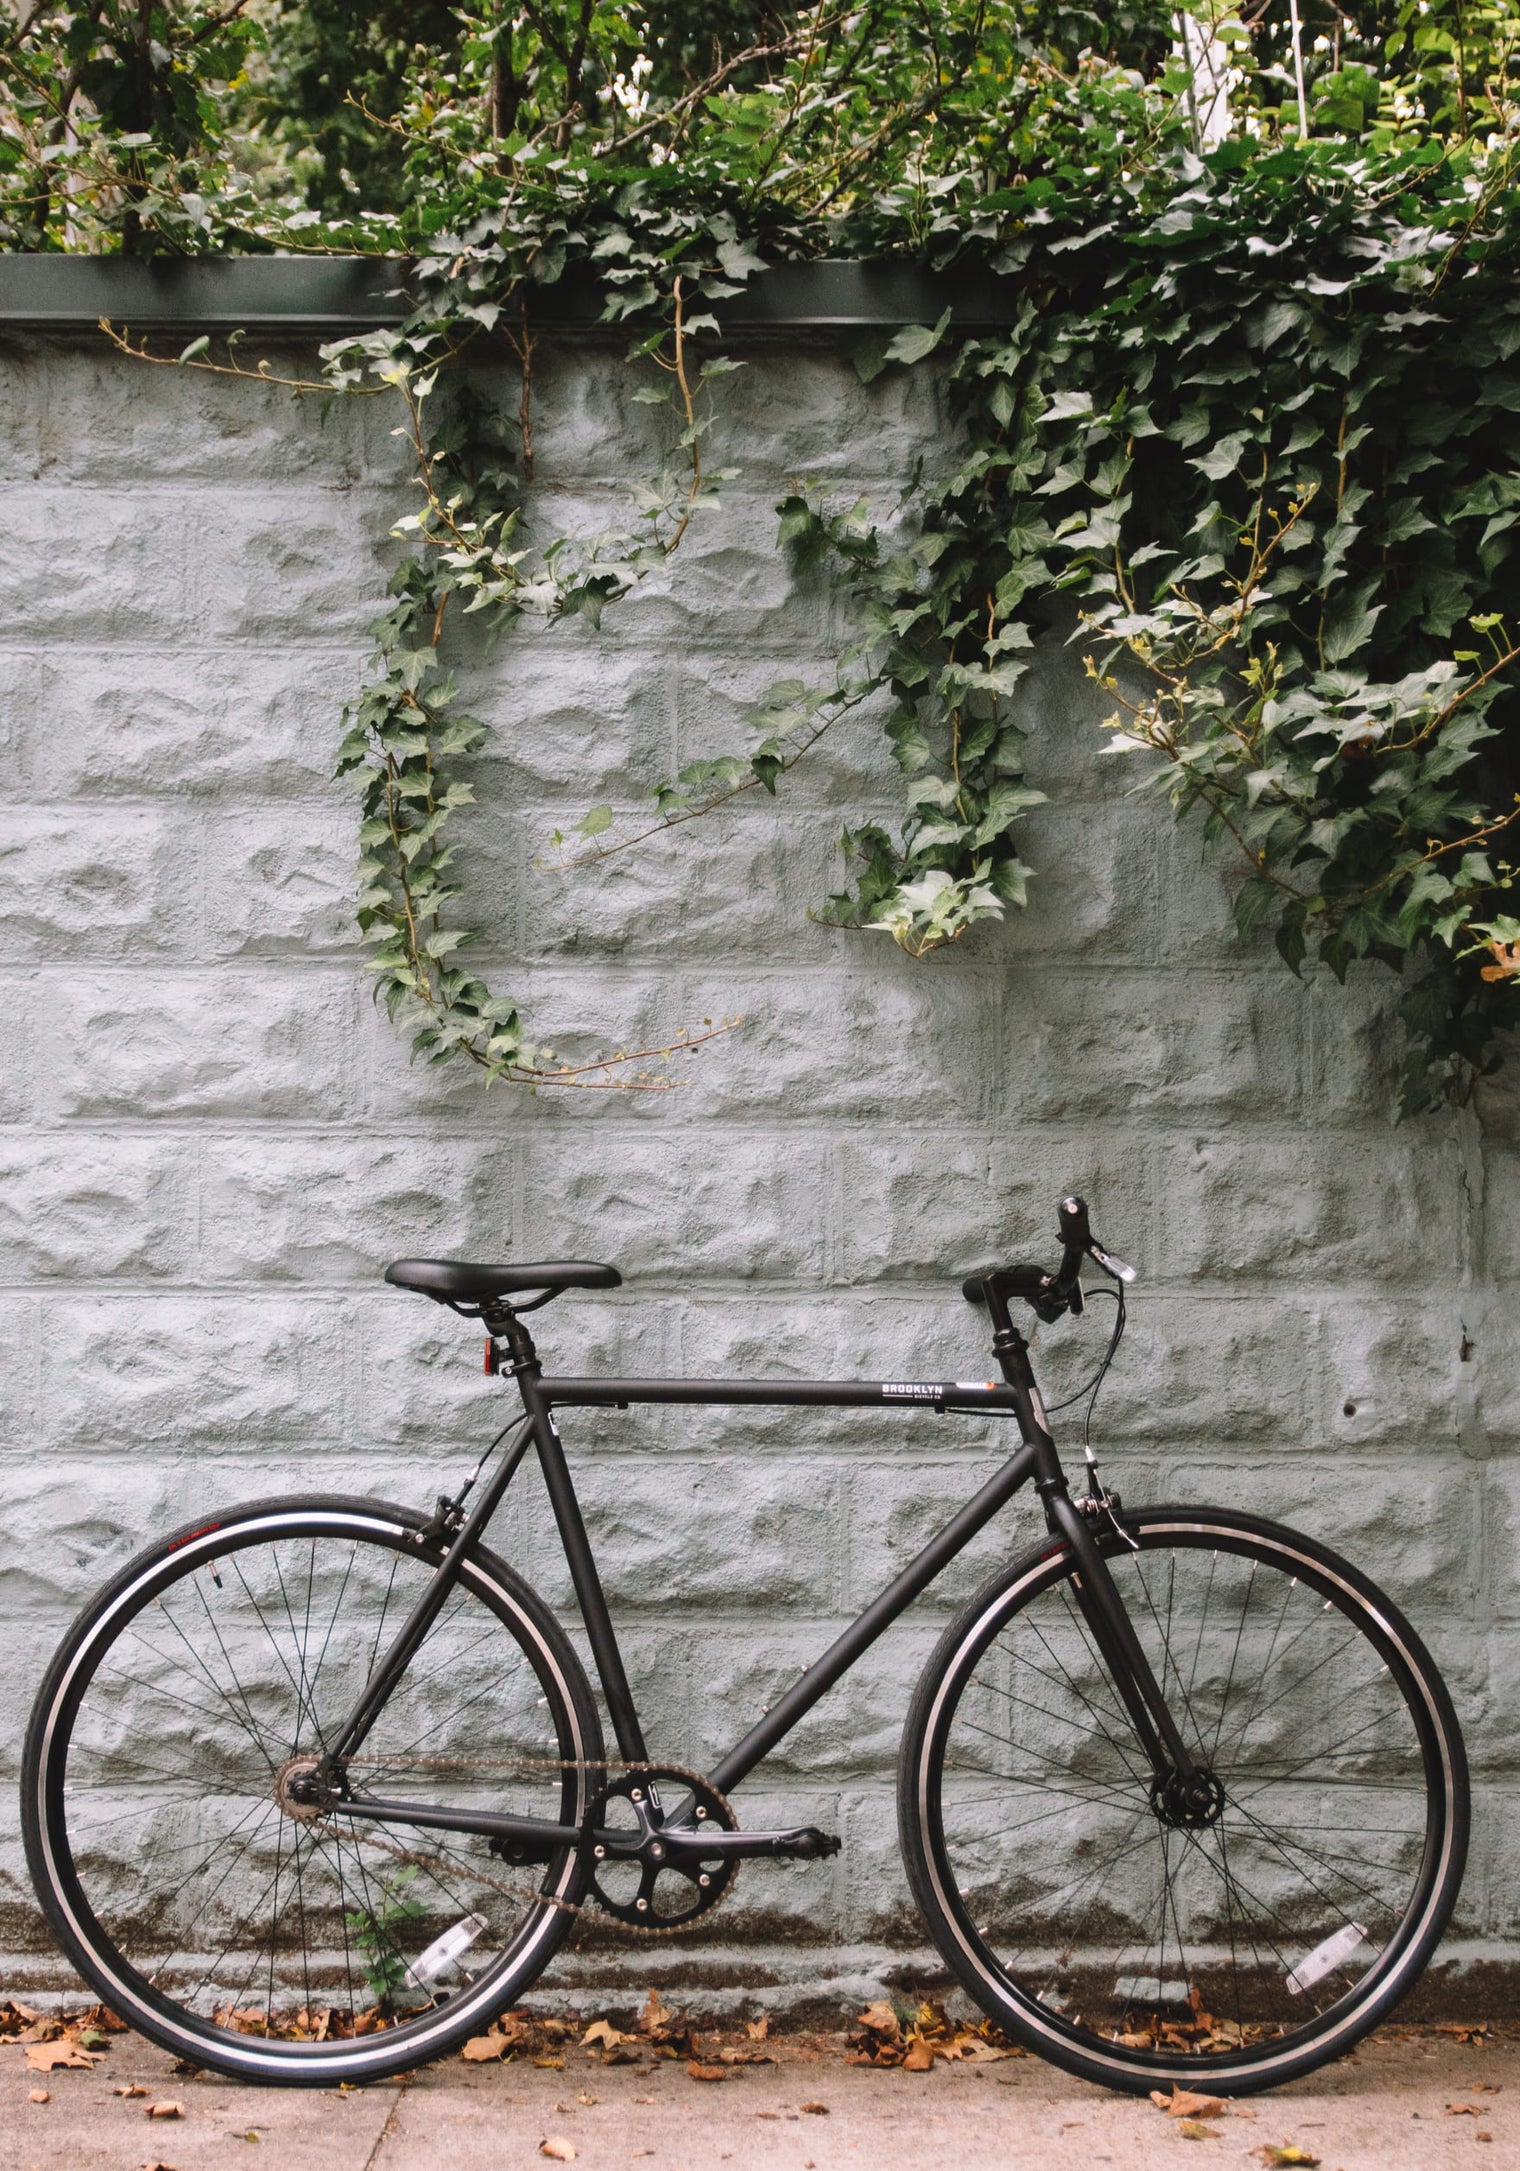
1448 2104 1480 2116
640 1989 677 2034
1256 2149 1320 2168
1152 2086 1229 2119
13 2019 61 2045
27 2089 49 2104
114 2083 151 2098
1179 2120 1219 2140
939 2032 1014 2064
1476 2134 1493 2144
539 2138 577 2162
800 2101 830 2115
24 2040 98 2072
901 2037 935 2072
687 2061 730 2082
748 2016 769 2041
146 2101 185 2120
461 2036 513 2062
856 2000 900 2040
532 2055 565 2069
142 2161 181 2171
582 2020 638 2051
576 2093 597 2106
718 2046 775 2065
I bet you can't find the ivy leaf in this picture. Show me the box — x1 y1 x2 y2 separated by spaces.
1321 595 1385 665
885 308 953 368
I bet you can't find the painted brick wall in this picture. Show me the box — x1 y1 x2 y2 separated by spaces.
1 329 1516 2013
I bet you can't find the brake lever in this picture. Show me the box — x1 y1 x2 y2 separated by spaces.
1088 1241 1138 1285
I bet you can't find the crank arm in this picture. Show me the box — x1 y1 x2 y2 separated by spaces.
660 1823 841 1864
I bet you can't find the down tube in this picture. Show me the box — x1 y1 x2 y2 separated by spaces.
708 1441 1038 1796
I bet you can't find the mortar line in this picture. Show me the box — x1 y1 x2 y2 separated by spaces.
361 2075 411 2171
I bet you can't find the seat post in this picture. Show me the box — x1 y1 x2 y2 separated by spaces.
486 1303 540 1378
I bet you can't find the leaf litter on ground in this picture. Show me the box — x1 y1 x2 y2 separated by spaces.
849 1996 1019 2070
1151 2086 1229 2119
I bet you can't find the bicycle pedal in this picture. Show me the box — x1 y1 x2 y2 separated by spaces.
770 1825 841 1861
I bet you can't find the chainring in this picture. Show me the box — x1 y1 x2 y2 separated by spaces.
583 1766 738 1929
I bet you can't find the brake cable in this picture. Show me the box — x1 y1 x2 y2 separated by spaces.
1041 1280 1127 1450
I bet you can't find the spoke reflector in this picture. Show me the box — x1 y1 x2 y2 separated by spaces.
1286 1922 1367 1996
407 1911 489 1986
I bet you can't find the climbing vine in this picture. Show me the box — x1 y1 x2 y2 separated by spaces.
7 3 1520 1102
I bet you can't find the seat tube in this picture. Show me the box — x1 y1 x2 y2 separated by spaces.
500 1312 649 1765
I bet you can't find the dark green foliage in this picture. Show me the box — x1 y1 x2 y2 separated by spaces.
230 0 464 216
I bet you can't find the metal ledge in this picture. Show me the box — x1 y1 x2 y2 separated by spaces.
0 254 1021 333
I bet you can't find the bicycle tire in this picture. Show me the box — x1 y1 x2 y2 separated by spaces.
23 1493 604 2084
898 1504 1467 2095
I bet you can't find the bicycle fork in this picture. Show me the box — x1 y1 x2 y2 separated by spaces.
988 1294 1217 1823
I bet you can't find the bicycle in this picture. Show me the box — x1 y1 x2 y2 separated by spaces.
22 1196 1468 2096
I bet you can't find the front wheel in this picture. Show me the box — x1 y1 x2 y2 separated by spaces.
23 1495 604 2084
899 1505 1467 2095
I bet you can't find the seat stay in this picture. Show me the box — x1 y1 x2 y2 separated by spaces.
314 1417 536 1776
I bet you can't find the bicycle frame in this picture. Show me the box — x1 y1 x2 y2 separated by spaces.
314 1294 1198 1856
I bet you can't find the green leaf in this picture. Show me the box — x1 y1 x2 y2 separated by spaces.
884 308 953 369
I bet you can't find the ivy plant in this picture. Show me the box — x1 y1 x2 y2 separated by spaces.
7 2 1520 1102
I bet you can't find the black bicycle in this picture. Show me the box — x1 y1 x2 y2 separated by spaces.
23 1197 1467 2096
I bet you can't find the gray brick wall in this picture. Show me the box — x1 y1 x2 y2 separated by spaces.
1 330 1516 2012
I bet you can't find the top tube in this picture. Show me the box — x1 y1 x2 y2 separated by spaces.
536 1375 1024 1413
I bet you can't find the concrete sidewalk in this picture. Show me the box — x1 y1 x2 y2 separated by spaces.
3 2023 1514 2171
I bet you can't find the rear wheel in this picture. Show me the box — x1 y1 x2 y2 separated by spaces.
899 1505 1467 2095
23 1495 602 2083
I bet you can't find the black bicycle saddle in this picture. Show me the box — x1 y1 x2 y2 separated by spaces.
385 1259 621 1304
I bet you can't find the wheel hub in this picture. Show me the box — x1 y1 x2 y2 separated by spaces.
273 1754 331 1824
1149 1767 1225 1829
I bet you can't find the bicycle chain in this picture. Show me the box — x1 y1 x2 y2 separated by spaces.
329 1755 739 1941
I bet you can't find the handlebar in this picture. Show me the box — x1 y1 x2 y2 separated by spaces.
963 1194 1137 1323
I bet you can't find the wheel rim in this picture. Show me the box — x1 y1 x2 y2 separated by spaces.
33 1510 593 2070
917 1516 1459 2078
